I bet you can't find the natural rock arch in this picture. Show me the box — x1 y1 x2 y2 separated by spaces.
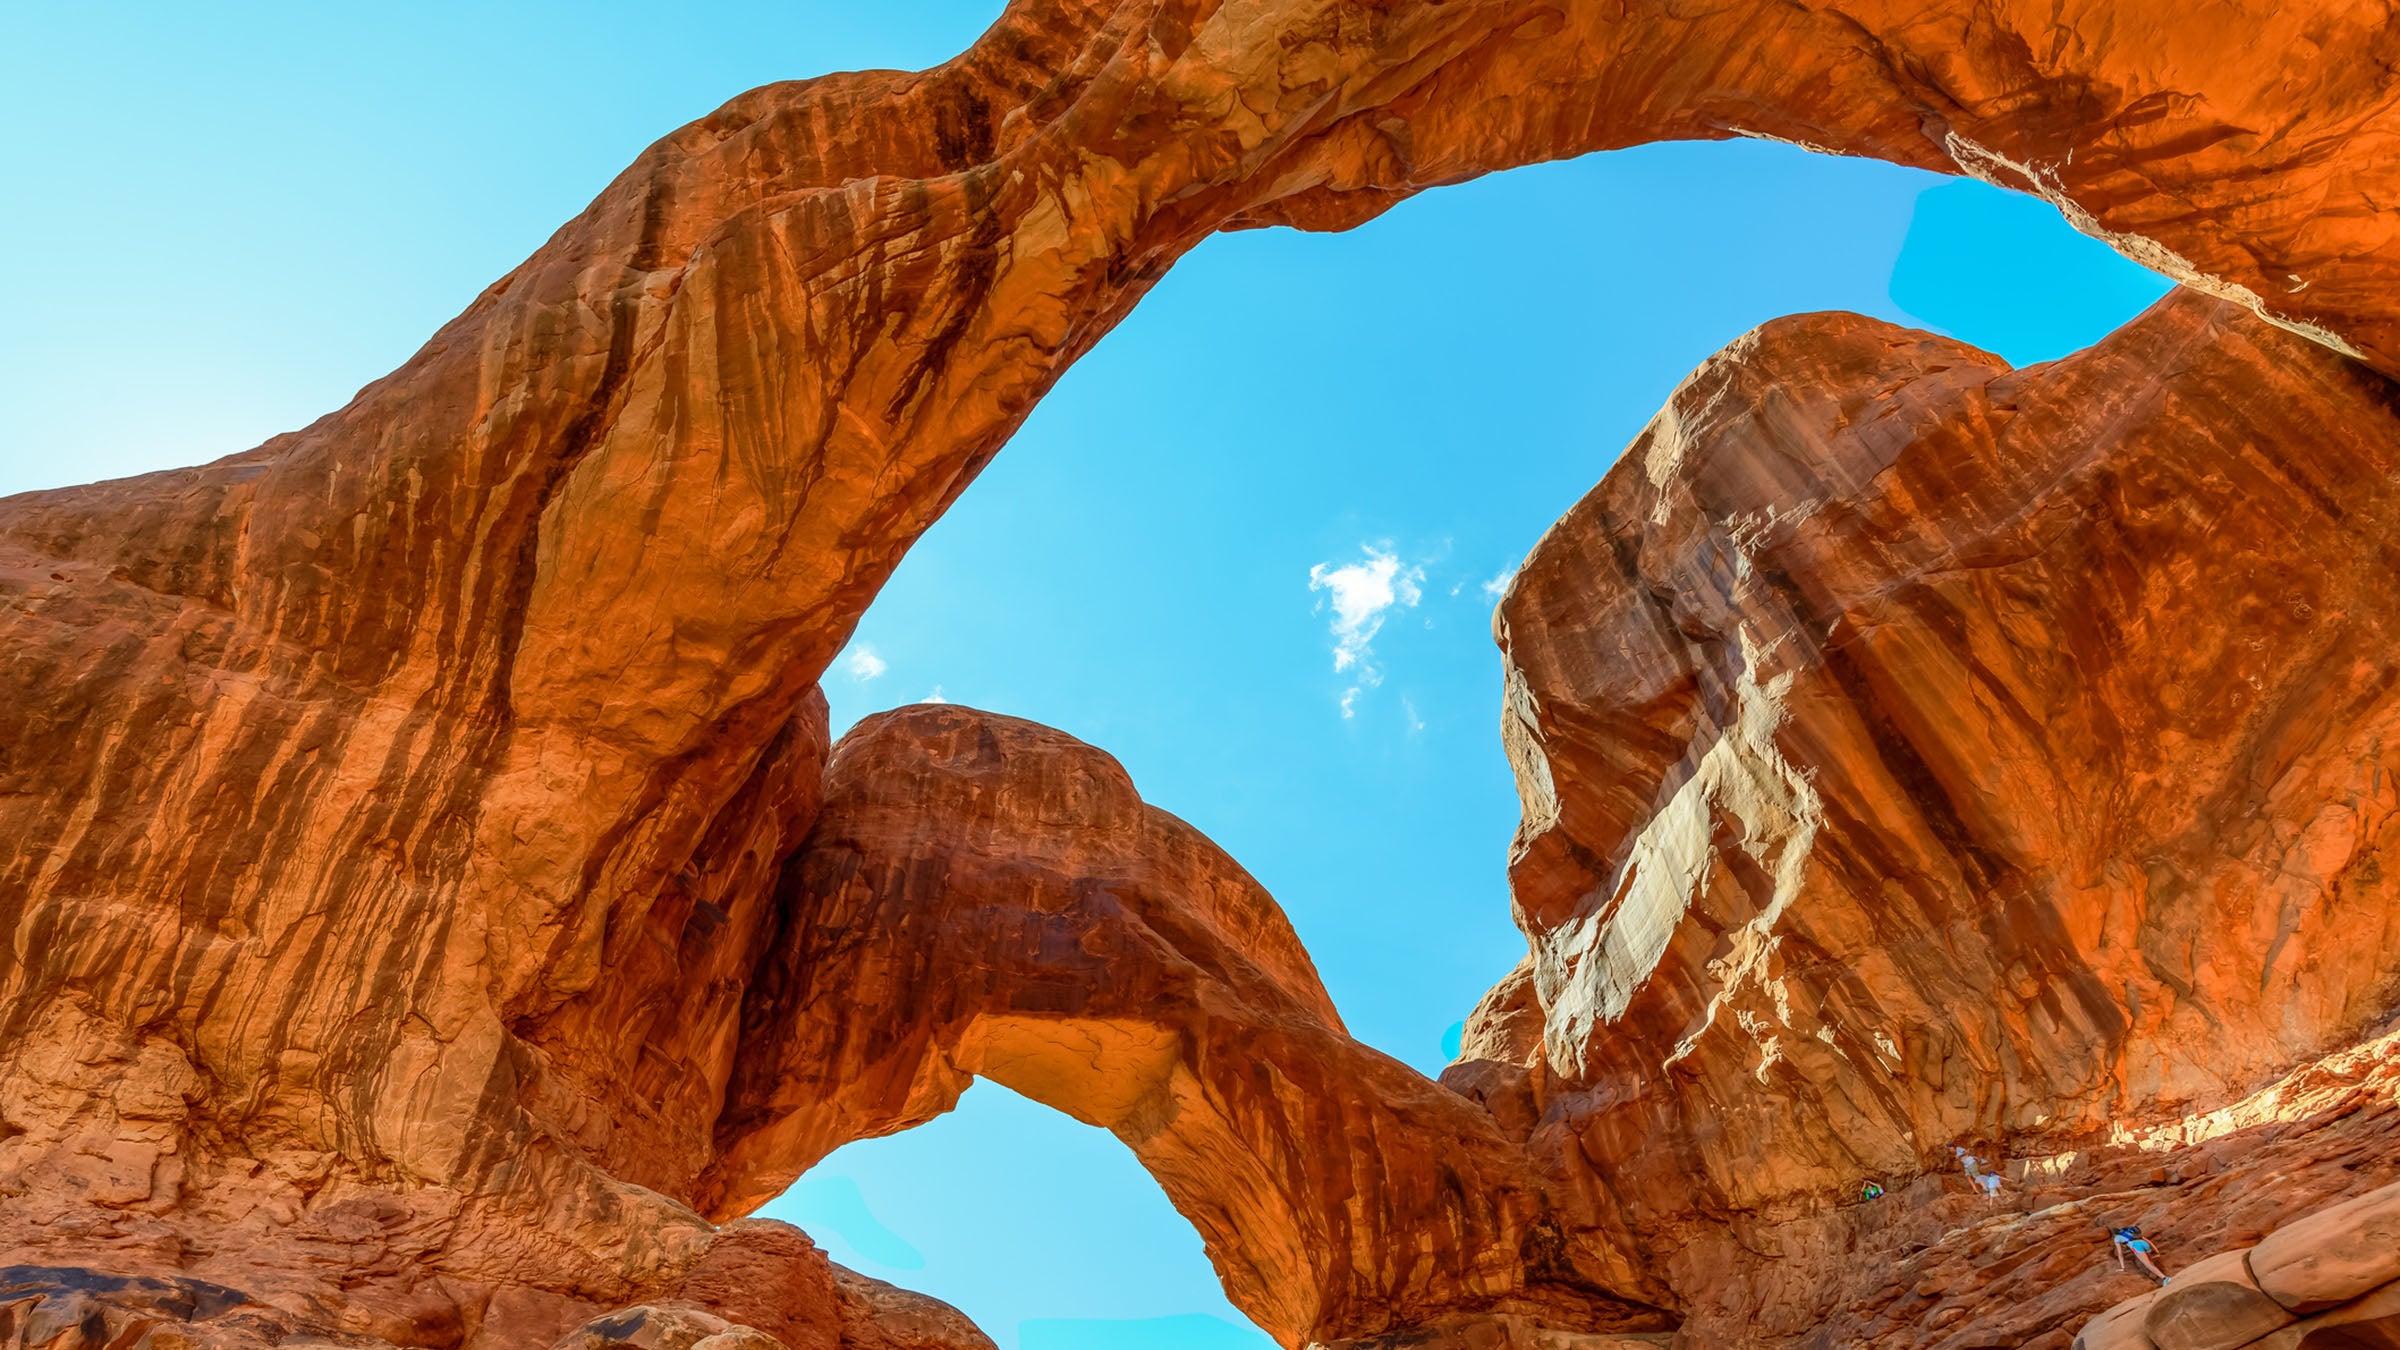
5 0 2400 1345
708 706 1665 1342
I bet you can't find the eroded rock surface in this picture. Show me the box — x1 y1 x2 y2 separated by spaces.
0 1219 982 1350
8 0 2400 1343
714 706 1665 1345
1459 290 2400 1345
2074 1179 2400 1349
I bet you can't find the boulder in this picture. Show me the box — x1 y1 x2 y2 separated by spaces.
2144 1252 2293 1350
2245 1280 2400 1350
2251 1182 2400 1314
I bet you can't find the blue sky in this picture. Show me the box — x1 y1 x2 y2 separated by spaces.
1 6 2168 1348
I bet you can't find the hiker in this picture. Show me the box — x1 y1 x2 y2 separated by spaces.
1861 1181 1885 1202
1953 1146 2004 1200
2112 1226 2170 1283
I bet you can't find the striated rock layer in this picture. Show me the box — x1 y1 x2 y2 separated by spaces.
1459 289 2400 1345
2075 1180 2400 1350
715 706 1664 1342
0 1221 995 1350
6 0 2400 1344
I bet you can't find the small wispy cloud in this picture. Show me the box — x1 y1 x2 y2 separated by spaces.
1402 697 1426 734
921 685 949 705
1480 563 1517 601
1309 543 1423 717
844 643 889 681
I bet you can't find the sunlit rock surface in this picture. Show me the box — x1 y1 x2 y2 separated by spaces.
1459 289 2400 1345
2073 1180 2400 1349
7 0 2400 1343
713 706 1664 1346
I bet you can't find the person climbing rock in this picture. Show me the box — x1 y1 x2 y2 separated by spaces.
1860 1181 1885 1202
2111 1226 2171 1283
1952 1146 2004 1200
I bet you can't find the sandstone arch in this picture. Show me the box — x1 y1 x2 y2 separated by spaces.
707 705 1667 1344
6 0 2400 1345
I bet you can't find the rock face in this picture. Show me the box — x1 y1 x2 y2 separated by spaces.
2074 1180 2400 1349
0 1220 989 1350
1460 289 2400 1345
6 0 2400 1345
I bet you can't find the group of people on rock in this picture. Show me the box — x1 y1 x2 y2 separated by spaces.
1952 1146 2006 1201
1852 1145 2173 1284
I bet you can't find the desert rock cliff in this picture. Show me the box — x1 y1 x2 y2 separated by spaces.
1458 289 2400 1345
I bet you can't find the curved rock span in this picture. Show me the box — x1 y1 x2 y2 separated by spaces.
5 0 2400 1346
713 706 1663 1341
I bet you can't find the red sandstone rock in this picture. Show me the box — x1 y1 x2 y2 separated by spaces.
2250 1181 2400 1315
2078 1293 2163 1350
664 1221 843 1350
2251 1283 2400 1350
2145 1252 2292 1350
711 705 1662 1346
1467 289 2400 1345
828 1269 997 1350
0 1225 972 1350
2077 1182 2400 1350
6 0 2400 1345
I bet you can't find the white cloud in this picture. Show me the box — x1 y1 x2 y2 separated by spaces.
844 643 889 681
1403 697 1425 734
1481 564 1517 600
921 685 949 704
1309 545 1422 671
1309 544 1423 715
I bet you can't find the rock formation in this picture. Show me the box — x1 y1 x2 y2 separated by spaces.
712 706 1665 1344
0 1220 996 1350
6 0 2400 1346
2075 1180 2400 1349
1456 289 2400 1344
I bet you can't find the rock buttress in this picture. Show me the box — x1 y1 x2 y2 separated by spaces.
1462 289 2400 1346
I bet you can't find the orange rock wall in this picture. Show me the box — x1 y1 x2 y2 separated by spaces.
1463 291 2400 1344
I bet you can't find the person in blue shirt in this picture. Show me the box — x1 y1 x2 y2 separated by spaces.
2112 1226 2171 1283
